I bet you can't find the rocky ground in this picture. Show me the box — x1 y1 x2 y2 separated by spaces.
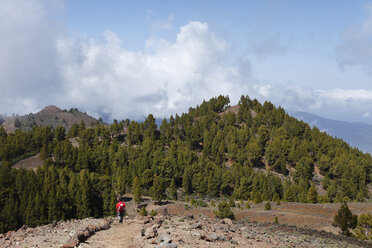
1 197 371 248
0 218 111 248
1 212 370 248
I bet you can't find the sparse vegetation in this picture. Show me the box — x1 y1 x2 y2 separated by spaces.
353 213 372 240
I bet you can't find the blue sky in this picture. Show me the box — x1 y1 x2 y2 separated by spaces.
1 0 372 123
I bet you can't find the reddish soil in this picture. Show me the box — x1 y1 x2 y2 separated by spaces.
165 201 372 235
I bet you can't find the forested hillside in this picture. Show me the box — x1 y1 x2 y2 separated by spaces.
0 95 371 233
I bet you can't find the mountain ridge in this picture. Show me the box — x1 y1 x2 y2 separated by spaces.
1 105 100 132
291 111 372 154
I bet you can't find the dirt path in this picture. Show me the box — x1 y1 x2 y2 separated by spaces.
80 219 144 248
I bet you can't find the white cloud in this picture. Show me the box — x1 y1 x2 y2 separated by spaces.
0 0 63 114
2 0 372 124
56 22 250 120
251 82 372 123
336 3 372 75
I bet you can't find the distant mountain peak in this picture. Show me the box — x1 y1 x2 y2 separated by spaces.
1 105 100 132
40 105 62 114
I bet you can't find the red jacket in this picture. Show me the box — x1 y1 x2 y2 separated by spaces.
116 201 125 212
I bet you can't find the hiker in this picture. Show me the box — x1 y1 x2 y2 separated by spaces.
116 197 126 223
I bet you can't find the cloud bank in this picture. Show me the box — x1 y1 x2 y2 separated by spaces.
0 0 62 114
56 22 250 120
2 0 372 124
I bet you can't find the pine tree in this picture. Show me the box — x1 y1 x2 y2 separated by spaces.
169 179 177 200
284 184 296 202
333 202 358 236
76 170 92 218
152 176 166 204
0 195 21 232
182 167 193 194
55 126 66 141
306 183 318 203
265 201 271 210
133 177 141 204
215 200 235 220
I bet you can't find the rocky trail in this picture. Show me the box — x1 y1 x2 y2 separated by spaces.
1 198 371 248
78 214 370 248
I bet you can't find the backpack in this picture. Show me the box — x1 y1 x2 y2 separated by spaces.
118 202 124 212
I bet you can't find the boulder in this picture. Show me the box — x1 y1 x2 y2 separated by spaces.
205 232 219 242
156 234 172 244
62 238 78 248
101 219 111 230
192 223 202 229
88 225 98 232
144 225 158 239
73 231 86 242
143 216 155 224
155 243 178 248
222 218 232 225
230 240 238 245
154 218 164 228
186 214 194 219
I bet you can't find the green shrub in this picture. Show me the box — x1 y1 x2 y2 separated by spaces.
191 198 197 207
214 200 235 220
139 206 148 216
265 201 271 210
245 201 251 209
150 209 157 216
229 198 236 208
353 213 372 240
274 216 279 224
197 200 207 207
